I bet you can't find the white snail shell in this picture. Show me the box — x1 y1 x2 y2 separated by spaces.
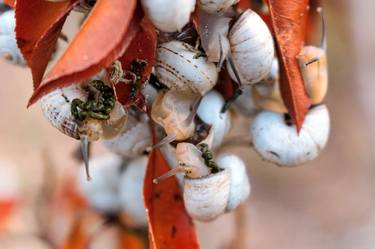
183 168 231 221
141 0 195 33
251 104 330 166
155 41 218 95
198 0 239 14
40 84 105 141
119 156 148 227
0 160 20 201
151 90 197 140
197 90 231 149
198 10 231 65
0 10 26 65
227 9 274 85
216 154 250 211
176 143 211 178
299 46 328 104
102 114 151 159
77 154 122 213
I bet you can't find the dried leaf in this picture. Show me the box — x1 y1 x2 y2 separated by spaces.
60 216 88 249
268 0 311 130
16 0 77 87
28 0 139 106
120 231 146 249
144 149 200 249
2 0 14 7
114 17 157 110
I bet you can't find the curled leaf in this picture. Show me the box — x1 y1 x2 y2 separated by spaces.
144 148 200 249
28 0 139 106
15 0 77 87
268 0 311 130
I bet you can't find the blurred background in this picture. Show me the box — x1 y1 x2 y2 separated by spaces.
1 1 375 249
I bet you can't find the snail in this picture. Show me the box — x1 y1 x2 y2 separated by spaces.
155 41 219 96
151 89 198 146
40 80 127 179
252 57 288 113
77 154 123 213
227 9 274 85
251 104 330 166
198 0 239 14
102 113 152 159
141 0 196 33
0 10 26 65
0 160 20 202
119 156 148 227
154 143 250 221
298 8 328 105
197 90 231 149
197 9 231 67
74 0 97 13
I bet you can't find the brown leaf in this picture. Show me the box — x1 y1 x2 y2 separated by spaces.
114 17 157 110
15 0 77 88
60 216 88 249
28 0 139 107
268 0 311 130
144 148 200 249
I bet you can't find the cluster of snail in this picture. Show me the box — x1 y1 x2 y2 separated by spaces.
0 0 330 223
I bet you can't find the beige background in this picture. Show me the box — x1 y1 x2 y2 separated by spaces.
1 1 375 249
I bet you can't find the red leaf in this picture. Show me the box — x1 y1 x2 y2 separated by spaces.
144 149 200 249
114 17 157 110
60 216 88 249
15 0 77 87
2 0 14 7
120 231 146 249
236 0 251 13
268 0 311 130
28 0 139 107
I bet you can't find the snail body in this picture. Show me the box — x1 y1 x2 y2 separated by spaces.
298 46 328 104
155 41 218 95
103 114 151 159
0 10 26 65
141 0 196 33
198 0 239 14
119 156 148 227
251 104 330 166
151 90 197 141
227 9 274 85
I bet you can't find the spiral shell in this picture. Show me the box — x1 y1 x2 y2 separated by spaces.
119 156 148 227
298 46 328 104
40 84 90 140
216 154 250 211
151 90 197 140
0 10 26 65
103 114 151 159
141 0 196 32
183 169 231 221
198 0 239 14
251 104 330 166
197 90 231 149
227 9 274 85
155 41 218 95
77 154 122 213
